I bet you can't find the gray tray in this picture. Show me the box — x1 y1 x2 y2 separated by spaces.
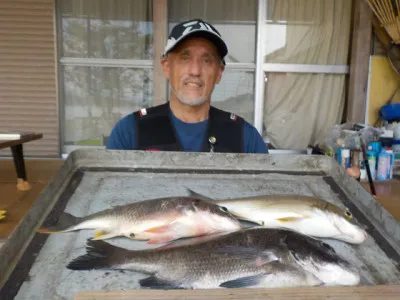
0 149 399 300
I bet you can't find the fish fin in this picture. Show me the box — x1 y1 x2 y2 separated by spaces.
157 232 231 250
216 246 278 265
37 212 83 234
144 225 173 234
146 235 179 244
67 239 128 270
261 261 324 286
139 276 184 290
186 188 214 201
145 219 192 244
276 216 303 222
236 216 264 226
91 230 118 240
0 212 6 220
220 273 270 288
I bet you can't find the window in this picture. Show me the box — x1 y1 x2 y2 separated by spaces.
57 0 153 152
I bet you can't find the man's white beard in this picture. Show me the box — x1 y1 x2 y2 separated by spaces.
170 84 207 106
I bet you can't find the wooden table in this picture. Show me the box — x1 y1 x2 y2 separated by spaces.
0 133 43 191
0 158 64 239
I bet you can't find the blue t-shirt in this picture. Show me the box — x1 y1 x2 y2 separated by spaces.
106 110 269 154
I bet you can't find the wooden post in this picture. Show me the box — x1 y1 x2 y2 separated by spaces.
347 0 373 123
153 0 168 106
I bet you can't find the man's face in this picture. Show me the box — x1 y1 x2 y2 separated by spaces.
161 37 224 106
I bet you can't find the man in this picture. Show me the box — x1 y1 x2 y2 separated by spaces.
106 19 268 154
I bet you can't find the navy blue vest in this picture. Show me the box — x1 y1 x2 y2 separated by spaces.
133 103 244 153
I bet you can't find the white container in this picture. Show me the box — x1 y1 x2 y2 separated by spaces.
394 123 400 139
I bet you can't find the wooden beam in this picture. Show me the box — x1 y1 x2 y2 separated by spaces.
152 0 168 106
372 15 392 52
347 0 373 123
372 14 400 76
74 285 400 300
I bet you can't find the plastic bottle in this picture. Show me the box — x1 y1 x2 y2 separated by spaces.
386 148 395 179
394 123 400 154
337 144 345 165
358 151 367 180
376 148 394 181
394 122 400 139
341 148 351 169
366 146 376 180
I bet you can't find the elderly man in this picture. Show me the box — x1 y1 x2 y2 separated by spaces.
106 19 268 153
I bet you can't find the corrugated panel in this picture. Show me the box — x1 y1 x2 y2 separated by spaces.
0 0 59 157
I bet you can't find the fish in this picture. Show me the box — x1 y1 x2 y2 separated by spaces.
36 196 241 244
66 227 360 289
187 189 367 244
0 209 6 221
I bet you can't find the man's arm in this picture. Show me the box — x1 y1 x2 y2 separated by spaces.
243 122 269 153
106 113 136 150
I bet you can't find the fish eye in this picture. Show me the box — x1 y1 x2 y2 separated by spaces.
219 206 228 212
344 210 352 219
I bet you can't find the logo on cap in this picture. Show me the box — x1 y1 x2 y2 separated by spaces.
163 19 228 63
180 20 221 38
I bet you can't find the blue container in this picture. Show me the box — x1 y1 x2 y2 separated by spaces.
379 103 400 121
368 141 382 155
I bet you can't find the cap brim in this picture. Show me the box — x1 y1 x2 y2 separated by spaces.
164 30 228 60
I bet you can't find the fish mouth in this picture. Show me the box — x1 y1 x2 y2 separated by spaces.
335 227 367 244
338 264 361 286
308 259 360 286
332 216 367 244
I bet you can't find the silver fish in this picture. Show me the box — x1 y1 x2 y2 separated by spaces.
67 227 360 289
188 189 367 244
37 196 241 244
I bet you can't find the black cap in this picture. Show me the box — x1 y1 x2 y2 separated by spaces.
163 19 228 64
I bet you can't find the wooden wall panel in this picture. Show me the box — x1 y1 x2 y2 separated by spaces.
0 0 59 157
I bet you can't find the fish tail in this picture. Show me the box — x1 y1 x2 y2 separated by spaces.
66 239 128 271
37 212 83 234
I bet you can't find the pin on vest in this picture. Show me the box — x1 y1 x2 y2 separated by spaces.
209 136 216 152
139 108 147 117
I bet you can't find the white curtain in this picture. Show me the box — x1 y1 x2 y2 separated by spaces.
263 0 352 149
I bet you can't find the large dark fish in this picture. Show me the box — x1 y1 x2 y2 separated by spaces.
67 228 360 289
37 196 241 244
